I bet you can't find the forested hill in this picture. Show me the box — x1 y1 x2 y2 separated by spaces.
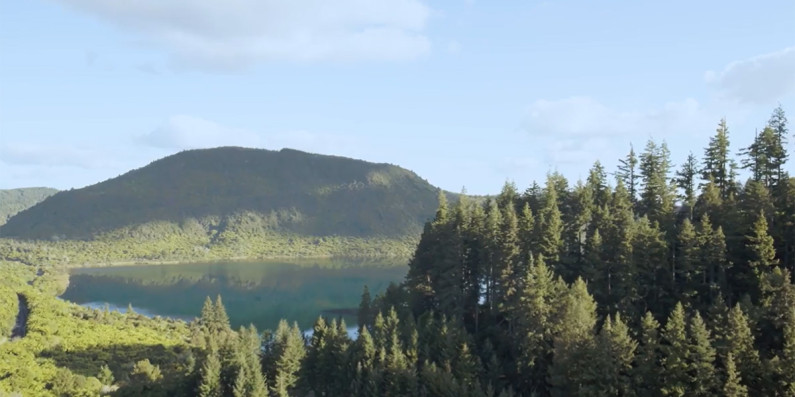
0 188 58 227
0 147 445 241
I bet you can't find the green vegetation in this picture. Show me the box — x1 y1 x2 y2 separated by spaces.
1 106 794 395
0 187 57 226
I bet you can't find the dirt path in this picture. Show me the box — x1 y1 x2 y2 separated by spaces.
11 294 28 339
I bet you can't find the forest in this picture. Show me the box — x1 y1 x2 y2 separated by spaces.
1 105 794 396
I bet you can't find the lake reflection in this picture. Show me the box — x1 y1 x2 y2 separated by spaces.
61 259 406 331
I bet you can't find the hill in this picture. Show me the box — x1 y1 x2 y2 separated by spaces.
0 188 58 227
0 148 448 259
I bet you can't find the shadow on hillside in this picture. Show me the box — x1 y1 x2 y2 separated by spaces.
40 343 197 397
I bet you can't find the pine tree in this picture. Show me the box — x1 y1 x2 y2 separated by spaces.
549 278 597 396
537 179 563 266
496 201 519 313
585 313 636 396
723 353 748 397
741 127 779 188
779 307 795 395
604 181 636 315
212 295 231 334
767 105 789 186
198 337 223 397
675 218 699 305
515 255 562 393
661 303 688 396
639 139 676 229
634 311 662 397
675 152 699 219
746 211 778 275
687 312 717 396
359 285 373 329
616 144 639 204
702 118 737 198
724 304 760 392
267 320 306 397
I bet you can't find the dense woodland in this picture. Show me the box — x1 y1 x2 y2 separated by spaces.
1 106 795 396
0 188 57 226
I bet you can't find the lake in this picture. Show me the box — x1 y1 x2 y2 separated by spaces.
60 259 407 332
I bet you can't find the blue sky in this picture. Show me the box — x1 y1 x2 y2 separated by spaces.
1 0 794 195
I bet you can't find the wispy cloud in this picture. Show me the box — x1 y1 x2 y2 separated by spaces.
706 46 795 105
60 0 433 71
139 115 263 150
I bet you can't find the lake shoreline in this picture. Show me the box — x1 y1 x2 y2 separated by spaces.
61 254 411 269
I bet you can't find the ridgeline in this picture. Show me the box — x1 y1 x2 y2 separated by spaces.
0 147 452 264
0 187 58 226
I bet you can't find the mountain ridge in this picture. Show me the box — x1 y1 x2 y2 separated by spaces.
0 147 449 245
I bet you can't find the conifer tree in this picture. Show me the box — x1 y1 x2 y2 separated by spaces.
359 285 373 329
687 312 717 396
496 201 519 313
639 139 676 229
616 144 639 204
661 303 689 396
549 278 597 396
675 152 699 219
675 218 698 304
198 337 223 397
585 313 636 396
741 127 779 188
723 353 748 397
767 105 789 186
634 312 662 397
536 179 563 266
746 211 778 274
723 304 760 392
702 118 737 198
266 320 306 397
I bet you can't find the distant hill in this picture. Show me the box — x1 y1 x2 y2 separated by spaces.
0 148 447 244
0 188 58 226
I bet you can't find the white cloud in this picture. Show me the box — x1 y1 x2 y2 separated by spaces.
706 46 795 104
139 115 361 157
524 96 705 138
60 0 432 70
0 143 123 169
522 96 717 168
139 115 262 149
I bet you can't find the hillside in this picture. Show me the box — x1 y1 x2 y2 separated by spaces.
0 188 58 227
0 147 445 244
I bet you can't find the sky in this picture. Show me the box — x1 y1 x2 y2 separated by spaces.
1 0 794 195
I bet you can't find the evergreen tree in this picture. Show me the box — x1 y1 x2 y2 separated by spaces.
767 105 790 186
687 312 717 396
661 303 689 396
616 144 639 204
741 127 779 188
537 179 564 267
585 313 636 396
634 312 662 397
675 218 699 305
675 152 699 219
639 139 676 229
702 118 737 198
549 278 597 396
746 211 778 275
724 304 760 392
266 320 306 397
359 285 373 329
723 353 748 397
198 337 223 397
